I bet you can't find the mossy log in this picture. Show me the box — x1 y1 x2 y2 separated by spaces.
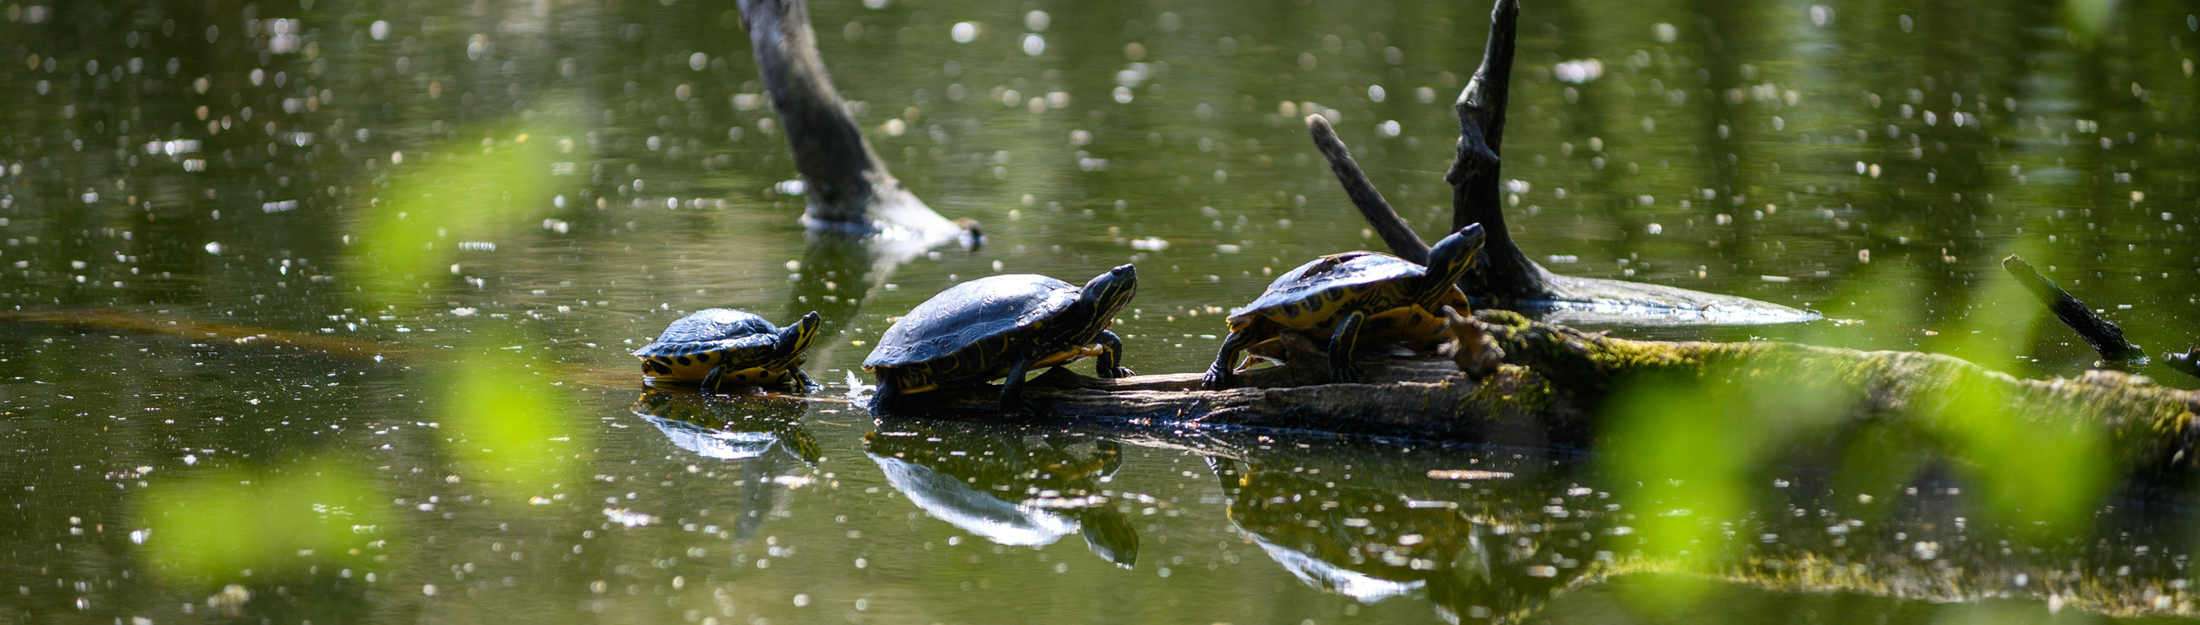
887 310 2200 476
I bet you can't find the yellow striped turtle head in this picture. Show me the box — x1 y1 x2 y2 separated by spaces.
1080 264 1139 328
773 311 822 366
1422 224 1486 302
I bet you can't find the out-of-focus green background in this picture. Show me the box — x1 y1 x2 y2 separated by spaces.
2 0 2199 622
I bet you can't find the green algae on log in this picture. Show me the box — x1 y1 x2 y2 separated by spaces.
889 309 2200 476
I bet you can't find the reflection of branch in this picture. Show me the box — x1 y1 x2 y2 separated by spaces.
0 307 392 360
2001 255 2145 365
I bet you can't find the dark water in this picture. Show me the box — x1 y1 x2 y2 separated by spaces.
4 0 2200 622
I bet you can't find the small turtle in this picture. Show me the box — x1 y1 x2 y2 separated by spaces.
633 309 821 391
864 265 1138 412
1203 224 1486 389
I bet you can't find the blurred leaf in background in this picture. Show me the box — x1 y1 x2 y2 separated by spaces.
137 458 390 586
438 332 592 503
345 107 574 310
2062 0 2120 42
1926 243 2108 534
1602 358 1855 611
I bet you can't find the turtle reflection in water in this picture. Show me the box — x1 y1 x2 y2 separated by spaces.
864 421 1138 567
630 390 821 539
1211 447 1585 624
633 309 822 392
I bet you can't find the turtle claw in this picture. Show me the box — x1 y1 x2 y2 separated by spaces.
701 364 728 394
1201 366 1231 391
787 369 818 392
1329 363 1366 385
1006 399 1043 418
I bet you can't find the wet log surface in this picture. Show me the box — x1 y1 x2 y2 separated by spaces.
885 310 2200 476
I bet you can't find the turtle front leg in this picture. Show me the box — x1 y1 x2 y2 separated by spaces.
786 368 817 392
1326 311 1367 384
998 355 1039 414
1093 330 1132 378
701 364 729 393
867 373 900 413
1201 330 1256 390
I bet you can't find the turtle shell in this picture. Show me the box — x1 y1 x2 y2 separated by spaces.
864 274 1081 369
632 308 781 357
1232 252 1426 323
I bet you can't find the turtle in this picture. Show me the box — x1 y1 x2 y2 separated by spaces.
1201 224 1486 389
632 308 822 391
864 265 1138 412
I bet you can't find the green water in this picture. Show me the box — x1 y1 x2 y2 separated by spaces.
4 0 2200 622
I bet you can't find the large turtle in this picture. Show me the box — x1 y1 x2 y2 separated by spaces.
633 309 821 391
1202 224 1485 389
864 265 1138 412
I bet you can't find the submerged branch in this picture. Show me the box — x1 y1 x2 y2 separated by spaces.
737 0 962 240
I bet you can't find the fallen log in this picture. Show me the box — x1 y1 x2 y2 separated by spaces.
883 310 2200 476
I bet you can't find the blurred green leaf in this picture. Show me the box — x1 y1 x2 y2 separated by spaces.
439 333 591 500
346 119 567 309
2062 0 2119 41
137 459 388 585
1602 361 1855 606
1930 243 2109 532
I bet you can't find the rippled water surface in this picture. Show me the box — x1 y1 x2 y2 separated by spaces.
5 0 2200 622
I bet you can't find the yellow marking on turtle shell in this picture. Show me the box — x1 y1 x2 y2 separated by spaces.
866 366 941 396
1238 336 1291 371
1232 280 1468 368
1032 343 1106 368
642 351 731 382
723 366 786 384
1364 306 1451 351
1257 287 1356 331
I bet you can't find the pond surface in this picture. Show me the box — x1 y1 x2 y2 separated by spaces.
4 0 2200 623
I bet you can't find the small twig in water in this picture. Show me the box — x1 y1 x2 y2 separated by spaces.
2163 348 2200 380
2000 254 2145 366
